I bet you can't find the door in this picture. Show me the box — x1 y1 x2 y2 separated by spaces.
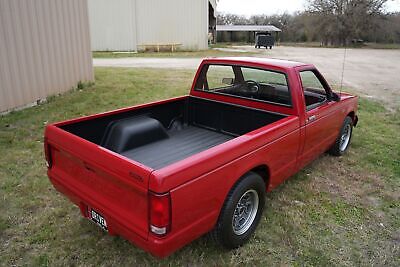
298 70 342 165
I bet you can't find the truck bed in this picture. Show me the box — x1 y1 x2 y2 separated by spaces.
122 125 233 169
59 97 287 170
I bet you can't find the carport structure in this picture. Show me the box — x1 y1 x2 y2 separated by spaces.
216 25 281 43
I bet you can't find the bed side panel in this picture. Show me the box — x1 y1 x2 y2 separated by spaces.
165 117 300 251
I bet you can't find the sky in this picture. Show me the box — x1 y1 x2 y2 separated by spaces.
217 0 400 16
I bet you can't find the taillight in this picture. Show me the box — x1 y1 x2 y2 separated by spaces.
149 191 171 236
44 137 52 168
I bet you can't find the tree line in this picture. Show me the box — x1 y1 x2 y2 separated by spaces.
217 0 400 46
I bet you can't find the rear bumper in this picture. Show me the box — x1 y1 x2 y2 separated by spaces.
48 173 184 258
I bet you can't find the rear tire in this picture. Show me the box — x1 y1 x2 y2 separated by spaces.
328 116 353 156
210 172 265 249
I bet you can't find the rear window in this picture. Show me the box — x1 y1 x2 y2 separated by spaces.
194 64 291 106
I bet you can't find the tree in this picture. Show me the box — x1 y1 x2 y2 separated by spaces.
216 7 399 45
306 0 389 45
217 13 249 25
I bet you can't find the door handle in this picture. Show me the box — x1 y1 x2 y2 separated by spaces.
307 115 317 123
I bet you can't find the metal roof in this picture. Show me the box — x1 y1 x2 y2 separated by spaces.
216 25 281 32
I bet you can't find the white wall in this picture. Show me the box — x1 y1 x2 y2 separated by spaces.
135 0 208 50
0 0 94 113
88 0 137 51
88 0 209 51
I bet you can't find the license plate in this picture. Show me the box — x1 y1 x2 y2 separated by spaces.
89 208 108 231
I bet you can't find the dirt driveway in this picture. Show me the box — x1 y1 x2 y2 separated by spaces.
93 46 400 108
236 46 400 108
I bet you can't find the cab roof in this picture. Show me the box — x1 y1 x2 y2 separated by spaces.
202 57 312 70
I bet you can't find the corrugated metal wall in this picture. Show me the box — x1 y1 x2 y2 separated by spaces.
88 0 209 51
136 0 208 51
88 0 137 51
0 0 94 113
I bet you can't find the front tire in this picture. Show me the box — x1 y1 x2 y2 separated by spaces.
211 172 265 249
329 116 353 156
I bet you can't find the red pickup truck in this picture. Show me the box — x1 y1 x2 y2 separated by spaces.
44 57 358 257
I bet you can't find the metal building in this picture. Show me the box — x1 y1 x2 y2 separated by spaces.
0 0 94 113
88 0 217 51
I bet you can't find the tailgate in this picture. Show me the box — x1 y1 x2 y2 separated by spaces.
45 124 151 240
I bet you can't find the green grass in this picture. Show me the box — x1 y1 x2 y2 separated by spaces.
210 42 252 48
1 68 399 266
92 43 399 60
93 48 256 58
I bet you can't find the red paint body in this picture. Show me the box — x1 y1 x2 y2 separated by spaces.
44 58 358 257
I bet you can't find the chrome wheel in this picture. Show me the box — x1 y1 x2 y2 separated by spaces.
232 189 259 235
339 124 352 152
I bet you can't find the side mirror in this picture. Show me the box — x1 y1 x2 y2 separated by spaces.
331 92 340 102
222 77 234 85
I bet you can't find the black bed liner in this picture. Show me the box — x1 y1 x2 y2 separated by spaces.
60 97 287 170
122 125 233 169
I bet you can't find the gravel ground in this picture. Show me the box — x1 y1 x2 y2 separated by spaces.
93 46 400 108
236 46 400 108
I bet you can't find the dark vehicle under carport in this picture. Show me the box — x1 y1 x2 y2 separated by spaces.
255 32 275 49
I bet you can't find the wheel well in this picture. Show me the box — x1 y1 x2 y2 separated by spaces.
249 165 270 191
347 111 358 126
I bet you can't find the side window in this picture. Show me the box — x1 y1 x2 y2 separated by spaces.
206 65 235 90
300 71 328 109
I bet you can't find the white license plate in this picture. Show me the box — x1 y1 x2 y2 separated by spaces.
89 208 108 231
